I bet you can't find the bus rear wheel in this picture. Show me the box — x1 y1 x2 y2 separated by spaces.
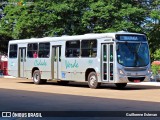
33 70 46 84
115 83 127 89
88 72 101 89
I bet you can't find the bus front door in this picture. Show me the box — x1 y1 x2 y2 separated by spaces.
101 44 114 82
19 47 26 77
51 46 61 79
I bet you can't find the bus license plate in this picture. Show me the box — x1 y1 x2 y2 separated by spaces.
134 80 140 83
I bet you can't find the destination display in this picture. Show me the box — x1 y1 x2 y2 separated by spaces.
116 34 147 41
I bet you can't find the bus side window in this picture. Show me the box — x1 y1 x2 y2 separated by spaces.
9 44 18 58
65 49 72 57
33 52 38 58
65 41 80 57
27 43 38 58
38 42 50 58
27 52 32 58
54 48 57 62
73 49 80 57
81 39 97 57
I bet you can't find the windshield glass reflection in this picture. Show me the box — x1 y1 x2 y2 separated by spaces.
117 43 149 67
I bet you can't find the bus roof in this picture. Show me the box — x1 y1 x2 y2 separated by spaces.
9 31 145 44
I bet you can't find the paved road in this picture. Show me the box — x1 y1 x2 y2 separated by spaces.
0 78 160 120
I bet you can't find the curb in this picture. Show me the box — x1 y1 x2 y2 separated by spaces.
128 82 160 86
0 76 16 78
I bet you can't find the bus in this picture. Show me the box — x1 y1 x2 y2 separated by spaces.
8 31 151 89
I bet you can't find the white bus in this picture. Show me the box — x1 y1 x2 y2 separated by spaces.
8 31 151 89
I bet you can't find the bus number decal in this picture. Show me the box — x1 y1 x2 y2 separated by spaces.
65 60 79 69
34 60 47 66
88 60 93 64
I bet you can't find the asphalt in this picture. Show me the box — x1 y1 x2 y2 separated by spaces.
0 76 160 120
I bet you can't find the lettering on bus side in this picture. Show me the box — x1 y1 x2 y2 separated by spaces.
11 62 15 67
88 60 93 64
65 60 79 69
34 60 47 66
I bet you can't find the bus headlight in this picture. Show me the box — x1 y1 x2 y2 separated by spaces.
147 69 152 76
119 69 124 75
148 69 151 74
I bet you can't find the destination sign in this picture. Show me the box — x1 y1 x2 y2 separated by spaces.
116 35 147 41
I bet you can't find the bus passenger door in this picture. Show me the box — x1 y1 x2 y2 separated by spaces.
101 44 114 82
51 46 61 79
19 47 26 77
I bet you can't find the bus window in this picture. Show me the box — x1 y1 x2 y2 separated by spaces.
9 44 18 58
103 45 107 61
81 39 97 57
59 46 61 61
38 43 50 58
110 45 113 62
66 41 80 57
27 43 38 58
54 47 57 62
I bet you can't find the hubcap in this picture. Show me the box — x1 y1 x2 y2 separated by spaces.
90 75 97 86
34 73 39 82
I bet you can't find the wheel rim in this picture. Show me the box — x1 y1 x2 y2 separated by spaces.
34 73 39 82
90 75 97 86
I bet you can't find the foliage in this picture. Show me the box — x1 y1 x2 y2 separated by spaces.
146 0 160 61
0 1 148 38
151 64 160 75
152 49 160 61
0 32 13 54
151 60 160 75
148 24 160 61
0 0 159 57
82 0 146 33
0 1 90 39
0 1 62 38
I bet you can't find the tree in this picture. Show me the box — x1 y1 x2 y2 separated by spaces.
0 1 62 39
0 32 13 54
145 0 160 61
0 0 149 39
2 0 159 56
0 0 90 38
82 0 147 33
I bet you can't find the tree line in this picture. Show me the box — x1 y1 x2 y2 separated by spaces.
0 0 159 61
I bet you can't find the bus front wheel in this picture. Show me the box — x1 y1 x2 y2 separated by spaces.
88 72 101 89
115 83 127 89
33 70 46 84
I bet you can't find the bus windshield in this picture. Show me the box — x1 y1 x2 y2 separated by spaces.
116 42 149 67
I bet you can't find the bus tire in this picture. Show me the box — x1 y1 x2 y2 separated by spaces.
115 83 127 89
88 72 101 89
33 70 43 84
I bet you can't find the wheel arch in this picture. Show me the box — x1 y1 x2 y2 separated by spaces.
32 67 39 77
85 68 96 81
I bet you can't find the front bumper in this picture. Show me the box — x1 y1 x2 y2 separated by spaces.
118 75 150 83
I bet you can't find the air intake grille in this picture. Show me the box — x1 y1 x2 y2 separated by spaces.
124 67 147 71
